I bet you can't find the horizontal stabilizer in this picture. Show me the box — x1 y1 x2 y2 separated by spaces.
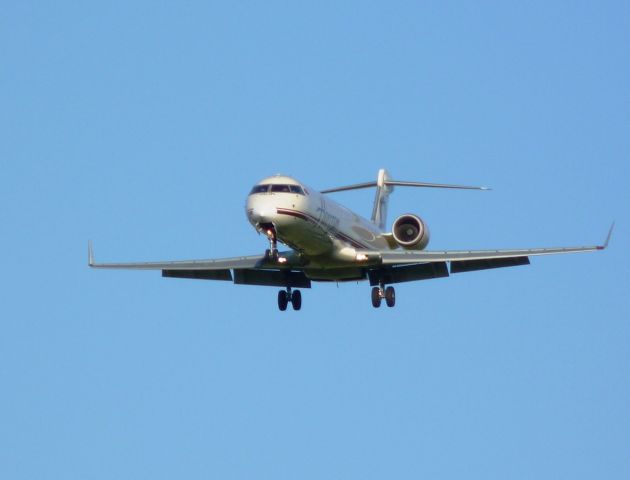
322 178 489 193
321 181 378 193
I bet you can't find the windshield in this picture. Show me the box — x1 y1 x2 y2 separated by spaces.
250 184 305 195
270 184 292 193
250 185 270 194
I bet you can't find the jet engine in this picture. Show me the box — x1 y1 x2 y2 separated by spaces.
391 214 430 250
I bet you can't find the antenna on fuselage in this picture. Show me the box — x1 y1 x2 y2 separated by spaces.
320 169 490 228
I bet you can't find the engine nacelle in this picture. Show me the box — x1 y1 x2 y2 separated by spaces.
391 214 430 250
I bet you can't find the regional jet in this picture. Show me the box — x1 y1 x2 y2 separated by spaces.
89 169 613 310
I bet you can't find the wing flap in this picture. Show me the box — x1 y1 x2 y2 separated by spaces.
368 262 449 286
162 269 233 281
450 256 530 273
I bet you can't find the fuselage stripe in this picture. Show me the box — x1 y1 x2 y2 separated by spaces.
275 208 309 221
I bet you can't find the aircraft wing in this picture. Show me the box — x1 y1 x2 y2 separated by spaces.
88 242 268 270
360 223 614 271
87 242 313 288
377 243 606 265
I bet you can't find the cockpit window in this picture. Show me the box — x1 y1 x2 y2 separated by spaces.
251 184 306 195
268 184 305 195
271 184 291 193
250 185 270 194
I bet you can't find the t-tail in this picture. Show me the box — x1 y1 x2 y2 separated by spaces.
321 169 490 229
371 169 393 229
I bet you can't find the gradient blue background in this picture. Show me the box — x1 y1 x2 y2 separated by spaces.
2 1 629 478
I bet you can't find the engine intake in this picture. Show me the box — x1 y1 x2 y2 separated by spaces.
392 214 430 250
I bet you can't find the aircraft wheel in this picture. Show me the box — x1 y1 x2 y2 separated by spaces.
385 286 395 307
371 287 382 308
292 290 302 311
278 290 288 311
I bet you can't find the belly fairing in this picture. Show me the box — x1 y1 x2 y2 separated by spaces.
303 267 367 282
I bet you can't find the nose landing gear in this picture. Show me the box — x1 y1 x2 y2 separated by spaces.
278 287 302 311
371 283 396 308
261 225 279 261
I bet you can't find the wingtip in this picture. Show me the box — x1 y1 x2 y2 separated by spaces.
598 222 615 250
604 221 615 248
88 240 94 266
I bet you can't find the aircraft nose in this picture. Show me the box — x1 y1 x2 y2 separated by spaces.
247 207 275 225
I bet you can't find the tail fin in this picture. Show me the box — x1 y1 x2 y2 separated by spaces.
371 169 392 229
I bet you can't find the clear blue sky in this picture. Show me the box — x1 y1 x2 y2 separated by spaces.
1 1 629 479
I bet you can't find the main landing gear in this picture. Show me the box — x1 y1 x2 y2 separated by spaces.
278 287 302 311
371 284 395 308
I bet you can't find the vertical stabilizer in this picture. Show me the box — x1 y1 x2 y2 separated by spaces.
371 169 393 229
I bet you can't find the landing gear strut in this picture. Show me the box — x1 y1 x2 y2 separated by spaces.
371 283 396 308
263 226 279 261
278 287 302 311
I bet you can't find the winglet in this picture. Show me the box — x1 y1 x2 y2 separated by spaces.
598 222 615 250
88 240 95 266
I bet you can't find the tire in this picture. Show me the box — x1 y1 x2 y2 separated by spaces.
278 290 288 311
292 290 302 311
385 286 395 307
371 287 382 308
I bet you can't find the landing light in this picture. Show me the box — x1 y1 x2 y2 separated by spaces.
356 253 369 261
278 257 288 264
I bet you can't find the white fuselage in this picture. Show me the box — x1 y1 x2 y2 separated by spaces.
245 175 392 280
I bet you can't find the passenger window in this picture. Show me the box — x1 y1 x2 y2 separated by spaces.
250 185 270 194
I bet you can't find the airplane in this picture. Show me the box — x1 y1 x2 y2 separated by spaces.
89 169 613 311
